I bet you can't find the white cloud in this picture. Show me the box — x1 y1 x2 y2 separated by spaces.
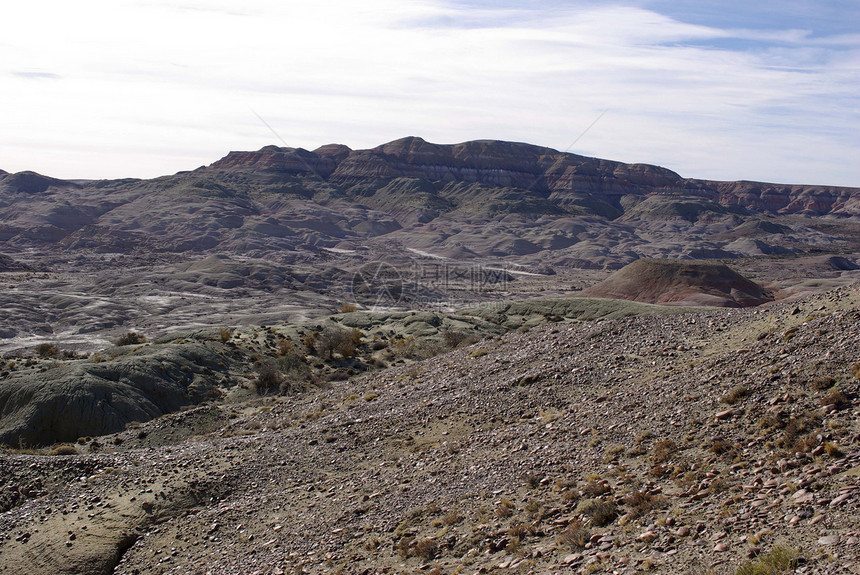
0 0 857 186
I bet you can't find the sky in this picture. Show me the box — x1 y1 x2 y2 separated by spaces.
1 0 858 186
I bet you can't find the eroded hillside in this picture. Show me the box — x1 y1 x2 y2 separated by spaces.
1 285 858 575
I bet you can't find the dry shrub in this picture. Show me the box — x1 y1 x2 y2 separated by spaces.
508 523 531 539
623 490 665 518
442 512 460 525
317 326 357 359
115 331 146 346
219 327 233 342
276 338 293 355
721 384 750 405
810 375 835 391
302 332 318 354
710 437 735 455
581 480 610 497
48 444 78 456
442 330 478 349
558 519 590 550
576 498 616 527
495 498 515 518
254 360 283 395
414 538 438 560
35 343 60 358
339 302 358 313
824 442 844 458
820 389 849 409
651 440 676 464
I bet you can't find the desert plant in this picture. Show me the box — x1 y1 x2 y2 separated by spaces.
339 302 358 313
442 330 477 349
414 538 437 560
276 338 293 356
810 375 835 391
496 498 515 518
254 360 283 395
48 444 78 456
576 498 616 526
820 388 849 409
623 490 665 519
824 441 844 458
651 440 676 464
558 519 590 550
219 327 233 342
316 326 356 359
302 332 318 355
735 543 799 575
116 331 146 346
721 384 750 405
34 343 60 358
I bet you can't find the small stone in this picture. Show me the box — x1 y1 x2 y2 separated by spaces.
829 493 851 507
714 543 729 552
638 531 657 543
563 553 583 564
818 535 839 546
677 526 691 537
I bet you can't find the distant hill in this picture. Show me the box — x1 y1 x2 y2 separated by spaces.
1 137 858 269
583 259 774 307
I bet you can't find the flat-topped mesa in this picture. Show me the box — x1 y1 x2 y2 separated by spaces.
206 145 340 178
328 137 555 189
708 180 860 216
201 137 860 216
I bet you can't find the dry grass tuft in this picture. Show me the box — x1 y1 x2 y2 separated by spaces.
558 519 590 550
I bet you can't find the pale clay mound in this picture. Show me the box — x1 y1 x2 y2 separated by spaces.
0 284 858 575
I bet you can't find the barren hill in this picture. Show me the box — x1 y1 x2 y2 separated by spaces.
583 259 775 308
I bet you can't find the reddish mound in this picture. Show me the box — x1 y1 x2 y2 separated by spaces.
583 259 773 307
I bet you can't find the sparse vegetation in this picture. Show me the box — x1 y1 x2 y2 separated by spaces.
721 384 750 405
254 359 284 395
651 440 676 464
48 443 78 456
34 343 60 358
735 544 799 575
116 331 147 346
575 498 616 526
558 519 590 550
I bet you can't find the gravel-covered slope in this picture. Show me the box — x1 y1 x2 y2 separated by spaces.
1 286 858 575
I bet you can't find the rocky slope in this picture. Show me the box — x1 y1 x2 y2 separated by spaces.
0 285 858 575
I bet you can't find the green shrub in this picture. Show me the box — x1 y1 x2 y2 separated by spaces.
736 544 798 575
